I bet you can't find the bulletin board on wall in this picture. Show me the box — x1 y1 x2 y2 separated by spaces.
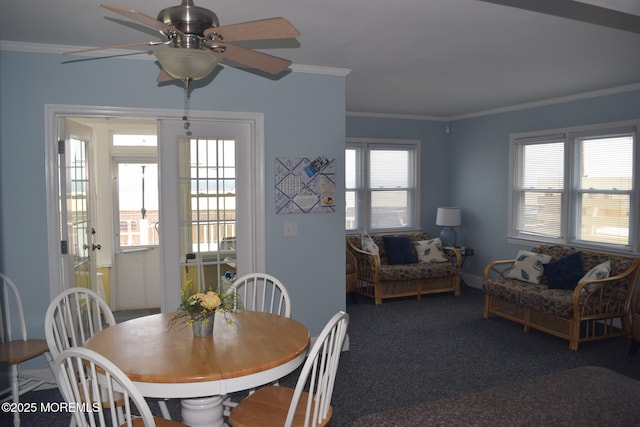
274 156 336 214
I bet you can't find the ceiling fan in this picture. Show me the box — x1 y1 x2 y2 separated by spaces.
63 1 301 84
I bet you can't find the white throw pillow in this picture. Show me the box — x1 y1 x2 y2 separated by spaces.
413 238 448 263
505 250 552 284
578 260 611 295
579 260 611 284
361 232 379 257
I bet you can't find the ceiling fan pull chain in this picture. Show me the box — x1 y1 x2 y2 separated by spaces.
183 78 193 136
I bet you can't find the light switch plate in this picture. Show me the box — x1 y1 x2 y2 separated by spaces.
284 222 298 237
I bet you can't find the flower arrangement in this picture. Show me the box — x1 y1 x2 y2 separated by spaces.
169 280 239 329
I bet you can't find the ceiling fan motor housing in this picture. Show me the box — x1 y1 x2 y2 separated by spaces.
157 0 219 37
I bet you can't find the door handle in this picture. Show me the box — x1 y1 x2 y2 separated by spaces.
92 243 102 251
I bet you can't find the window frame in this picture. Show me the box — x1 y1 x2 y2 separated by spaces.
508 120 639 254
346 138 420 234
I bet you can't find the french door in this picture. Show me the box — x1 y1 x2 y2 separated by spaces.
47 106 264 312
158 117 265 312
58 118 98 293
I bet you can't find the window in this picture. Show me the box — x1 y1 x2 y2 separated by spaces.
112 133 160 250
346 138 419 232
115 162 159 248
509 121 638 253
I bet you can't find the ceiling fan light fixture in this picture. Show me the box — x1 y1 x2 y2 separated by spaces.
154 47 221 80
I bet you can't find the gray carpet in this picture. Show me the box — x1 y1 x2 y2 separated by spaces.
352 365 640 426
4 288 640 426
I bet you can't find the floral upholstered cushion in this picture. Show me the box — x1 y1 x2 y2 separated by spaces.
484 279 576 318
378 261 458 281
505 250 552 284
413 238 448 263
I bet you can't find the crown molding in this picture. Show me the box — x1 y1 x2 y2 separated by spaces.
450 82 640 120
347 82 640 122
289 64 351 76
346 111 448 121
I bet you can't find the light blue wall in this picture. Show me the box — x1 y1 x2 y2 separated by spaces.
0 50 346 363
346 90 640 285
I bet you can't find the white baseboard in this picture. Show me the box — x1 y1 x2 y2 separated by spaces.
462 273 483 290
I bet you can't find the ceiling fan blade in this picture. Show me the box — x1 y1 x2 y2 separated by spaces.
157 69 175 82
205 17 300 41
219 43 292 74
60 40 164 55
477 0 640 34
101 3 183 35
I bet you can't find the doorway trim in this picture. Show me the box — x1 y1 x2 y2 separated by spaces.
44 104 265 306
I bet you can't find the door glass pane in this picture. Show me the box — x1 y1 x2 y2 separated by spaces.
67 137 91 289
179 137 237 293
117 163 159 248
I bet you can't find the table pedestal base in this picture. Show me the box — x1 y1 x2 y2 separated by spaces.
181 395 225 427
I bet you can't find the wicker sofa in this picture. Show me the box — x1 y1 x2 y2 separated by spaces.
346 231 461 304
484 244 640 350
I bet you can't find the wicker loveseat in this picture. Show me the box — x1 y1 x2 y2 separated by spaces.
484 244 640 350
346 231 461 304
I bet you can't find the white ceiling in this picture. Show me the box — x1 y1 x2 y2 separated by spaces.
1 0 639 118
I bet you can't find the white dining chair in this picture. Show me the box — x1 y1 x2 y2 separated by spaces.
229 311 349 427
54 346 187 427
228 273 291 318
45 287 171 421
0 273 52 427
223 273 292 417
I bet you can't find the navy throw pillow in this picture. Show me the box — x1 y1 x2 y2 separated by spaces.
545 252 584 290
383 236 418 265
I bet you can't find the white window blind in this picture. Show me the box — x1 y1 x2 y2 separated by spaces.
513 136 564 239
576 134 633 246
509 121 638 253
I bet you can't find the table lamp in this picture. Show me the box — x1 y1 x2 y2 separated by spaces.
436 207 461 247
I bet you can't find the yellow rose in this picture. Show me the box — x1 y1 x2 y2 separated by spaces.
200 292 221 310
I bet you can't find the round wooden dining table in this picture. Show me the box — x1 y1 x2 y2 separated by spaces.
84 310 310 427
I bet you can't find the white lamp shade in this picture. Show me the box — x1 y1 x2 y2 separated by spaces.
155 48 221 80
436 207 461 227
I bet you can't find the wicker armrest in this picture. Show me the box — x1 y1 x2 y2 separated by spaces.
573 258 640 315
442 246 462 270
483 259 516 282
346 238 380 282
